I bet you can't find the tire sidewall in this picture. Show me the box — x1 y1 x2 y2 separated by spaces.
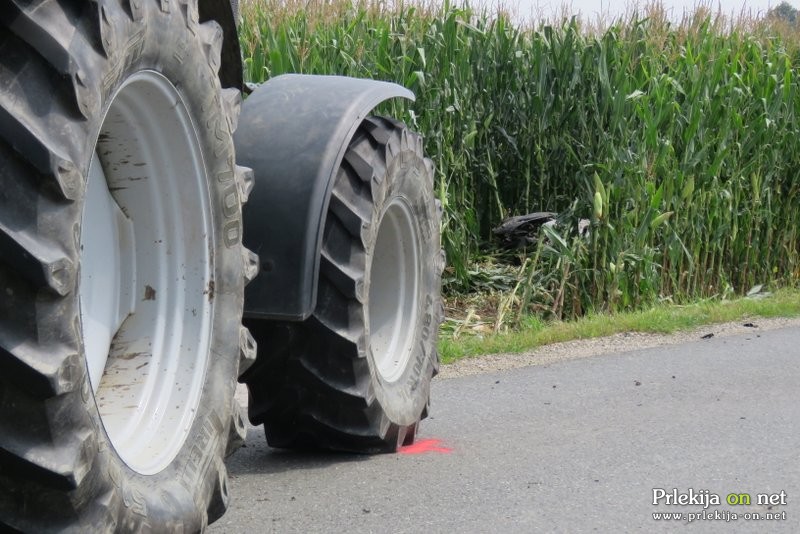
364 141 440 427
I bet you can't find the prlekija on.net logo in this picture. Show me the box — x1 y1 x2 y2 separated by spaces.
653 488 787 509
651 488 789 523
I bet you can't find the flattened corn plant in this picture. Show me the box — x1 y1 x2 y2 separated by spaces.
239 0 800 321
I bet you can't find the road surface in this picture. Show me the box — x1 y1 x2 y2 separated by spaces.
212 326 799 533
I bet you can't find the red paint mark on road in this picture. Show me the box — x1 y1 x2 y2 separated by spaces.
399 439 452 455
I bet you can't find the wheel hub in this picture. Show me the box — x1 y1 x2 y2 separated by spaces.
368 196 422 383
79 71 214 475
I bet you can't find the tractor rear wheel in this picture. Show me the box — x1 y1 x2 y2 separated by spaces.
243 116 444 453
0 1 254 530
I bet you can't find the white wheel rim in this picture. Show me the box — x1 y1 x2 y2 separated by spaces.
368 197 421 383
79 71 214 475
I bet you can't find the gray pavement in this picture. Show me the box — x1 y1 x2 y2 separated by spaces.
211 327 799 533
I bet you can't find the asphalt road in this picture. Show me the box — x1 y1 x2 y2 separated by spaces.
211 327 799 533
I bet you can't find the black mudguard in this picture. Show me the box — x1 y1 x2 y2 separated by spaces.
235 74 415 320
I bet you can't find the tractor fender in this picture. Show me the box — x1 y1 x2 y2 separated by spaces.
235 74 415 320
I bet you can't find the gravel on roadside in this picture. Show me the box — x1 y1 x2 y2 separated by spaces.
438 316 800 379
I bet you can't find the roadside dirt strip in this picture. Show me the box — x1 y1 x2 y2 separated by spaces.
439 317 800 379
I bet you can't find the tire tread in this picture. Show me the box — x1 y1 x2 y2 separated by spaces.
244 117 443 454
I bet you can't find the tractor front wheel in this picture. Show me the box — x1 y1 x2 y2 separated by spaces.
243 116 444 452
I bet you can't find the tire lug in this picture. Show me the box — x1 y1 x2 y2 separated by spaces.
242 248 259 284
236 165 255 203
238 326 257 376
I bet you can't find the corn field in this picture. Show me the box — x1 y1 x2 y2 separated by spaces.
239 0 800 321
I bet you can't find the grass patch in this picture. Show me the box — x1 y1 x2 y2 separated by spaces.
438 288 800 363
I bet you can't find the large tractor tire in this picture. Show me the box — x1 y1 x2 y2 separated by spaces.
0 1 255 531
243 116 444 453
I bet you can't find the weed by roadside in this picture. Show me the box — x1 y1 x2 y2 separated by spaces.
439 287 800 363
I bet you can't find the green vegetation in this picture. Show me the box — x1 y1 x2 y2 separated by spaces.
438 288 800 363
239 0 800 333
